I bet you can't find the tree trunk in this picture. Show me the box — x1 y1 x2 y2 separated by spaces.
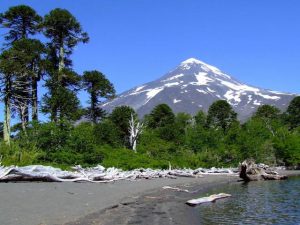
4 98 11 145
20 105 28 136
58 46 65 73
129 114 143 153
54 44 65 123
32 77 38 121
132 140 137 153
24 100 29 124
91 90 97 124
3 79 11 145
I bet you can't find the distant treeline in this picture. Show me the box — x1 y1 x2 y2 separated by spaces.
0 5 299 169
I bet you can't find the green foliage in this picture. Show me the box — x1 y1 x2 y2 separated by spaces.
175 112 192 130
0 141 41 166
0 122 3 138
237 118 274 162
99 146 169 170
42 86 82 122
194 110 207 127
138 130 177 157
82 70 115 123
286 96 300 129
0 5 299 170
0 5 44 139
146 104 175 129
109 106 136 145
207 100 237 133
94 119 121 147
273 127 300 166
42 8 89 53
254 105 281 121
0 5 42 43
1 98 299 169
66 123 96 153
0 38 45 76
25 121 71 153
41 8 89 123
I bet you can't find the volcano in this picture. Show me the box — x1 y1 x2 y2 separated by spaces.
101 58 296 120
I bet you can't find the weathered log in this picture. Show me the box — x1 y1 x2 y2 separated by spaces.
0 165 237 183
162 186 190 193
186 193 232 206
239 159 287 182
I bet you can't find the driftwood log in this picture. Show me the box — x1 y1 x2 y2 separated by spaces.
162 186 190 193
186 193 232 206
239 159 287 182
0 164 237 183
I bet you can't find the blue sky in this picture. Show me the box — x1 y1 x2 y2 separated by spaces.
0 0 299 121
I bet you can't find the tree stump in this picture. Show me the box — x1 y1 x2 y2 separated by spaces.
239 159 287 182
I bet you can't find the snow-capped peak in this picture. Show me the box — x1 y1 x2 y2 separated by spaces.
180 58 223 74
181 58 203 65
100 57 296 121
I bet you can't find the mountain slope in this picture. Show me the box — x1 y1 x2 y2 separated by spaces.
101 58 297 120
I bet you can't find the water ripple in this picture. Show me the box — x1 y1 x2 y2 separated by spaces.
194 177 300 225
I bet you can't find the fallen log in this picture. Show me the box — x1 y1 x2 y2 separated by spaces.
162 186 190 193
186 193 232 206
239 159 287 182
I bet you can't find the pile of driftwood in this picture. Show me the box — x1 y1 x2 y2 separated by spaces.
0 164 237 183
239 159 287 181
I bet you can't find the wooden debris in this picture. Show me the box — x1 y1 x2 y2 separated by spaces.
162 186 190 193
0 164 237 183
239 159 288 182
186 193 232 206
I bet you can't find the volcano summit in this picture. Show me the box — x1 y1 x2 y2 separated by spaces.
102 58 296 120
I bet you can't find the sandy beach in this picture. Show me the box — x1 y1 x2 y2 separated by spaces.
0 170 299 225
0 175 237 225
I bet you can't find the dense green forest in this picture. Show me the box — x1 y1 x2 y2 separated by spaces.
0 5 299 170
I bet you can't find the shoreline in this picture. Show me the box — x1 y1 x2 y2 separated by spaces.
0 170 299 225
65 174 240 225
0 175 235 225
65 170 300 225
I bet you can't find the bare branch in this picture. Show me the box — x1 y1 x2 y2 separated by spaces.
128 114 144 153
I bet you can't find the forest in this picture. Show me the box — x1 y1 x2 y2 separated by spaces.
0 5 299 170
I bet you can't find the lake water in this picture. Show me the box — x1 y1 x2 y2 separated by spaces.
194 177 300 225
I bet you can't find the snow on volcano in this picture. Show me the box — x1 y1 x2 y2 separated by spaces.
101 58 296 121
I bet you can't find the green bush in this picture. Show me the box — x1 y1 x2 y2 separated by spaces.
0 142 42 166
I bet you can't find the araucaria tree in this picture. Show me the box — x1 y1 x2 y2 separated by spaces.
286 96 300 130
82 70 115 124
42 8 89 122
0 39 45 133
0 5 42 138
147 104 175 129
207 100 237 133
0 5 42 44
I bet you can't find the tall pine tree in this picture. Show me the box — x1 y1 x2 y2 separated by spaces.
42 8 89 122
82 70 115 124
0 5 42 127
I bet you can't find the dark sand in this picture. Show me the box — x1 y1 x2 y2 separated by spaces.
64 175 240 225
0 170 299 225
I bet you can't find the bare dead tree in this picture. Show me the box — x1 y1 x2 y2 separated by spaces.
128 114 144 153
11 74 32 134
12 100 29 136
